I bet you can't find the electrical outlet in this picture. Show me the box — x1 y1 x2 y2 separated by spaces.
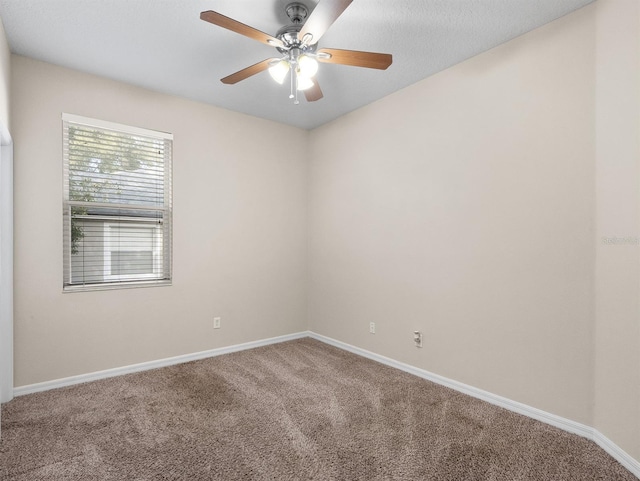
414 331 423 348
369 322 376 334
213 317 221 329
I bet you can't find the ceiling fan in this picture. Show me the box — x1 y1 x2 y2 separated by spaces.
200 0 392 104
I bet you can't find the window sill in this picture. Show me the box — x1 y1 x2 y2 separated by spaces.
63 279 172 293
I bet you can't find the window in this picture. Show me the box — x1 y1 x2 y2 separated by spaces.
63 114 172 291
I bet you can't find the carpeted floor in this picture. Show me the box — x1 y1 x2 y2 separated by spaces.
0 338 636 480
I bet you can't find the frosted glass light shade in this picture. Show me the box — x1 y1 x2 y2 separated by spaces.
298 55 318 78
296 74 314 91
269 60 289 84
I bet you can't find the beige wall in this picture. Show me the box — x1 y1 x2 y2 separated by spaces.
0 19 9 131
308 6 597 426
11 55 308 386
594 0 640 461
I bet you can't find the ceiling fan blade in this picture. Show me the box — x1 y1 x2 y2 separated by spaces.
200 11 285 49
298 0 353 45
221 58 278 85
317 48 392 70
304 79 323 102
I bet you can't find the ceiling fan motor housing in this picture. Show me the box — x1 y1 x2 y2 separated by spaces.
275 23 318 54
275 3 318 54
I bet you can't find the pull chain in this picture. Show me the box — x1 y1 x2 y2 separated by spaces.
289 64 294 99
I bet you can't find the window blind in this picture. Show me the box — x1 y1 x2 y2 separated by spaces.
62 114 172 290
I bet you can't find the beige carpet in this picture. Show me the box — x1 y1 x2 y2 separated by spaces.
0 338 636 480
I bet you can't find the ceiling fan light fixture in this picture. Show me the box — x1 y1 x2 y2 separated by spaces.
298 55 319 78
296 74 314 91
268 60 290 84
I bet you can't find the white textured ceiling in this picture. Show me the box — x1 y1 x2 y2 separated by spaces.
0 0 594 130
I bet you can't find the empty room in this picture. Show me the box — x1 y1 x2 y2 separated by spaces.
0 0 638 479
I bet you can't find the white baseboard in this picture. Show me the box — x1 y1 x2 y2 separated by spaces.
13 331 309 397
11 329 640 479
593 430 640 479
307 331 640 479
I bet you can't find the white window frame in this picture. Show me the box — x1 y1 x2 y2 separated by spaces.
63 113 173 292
